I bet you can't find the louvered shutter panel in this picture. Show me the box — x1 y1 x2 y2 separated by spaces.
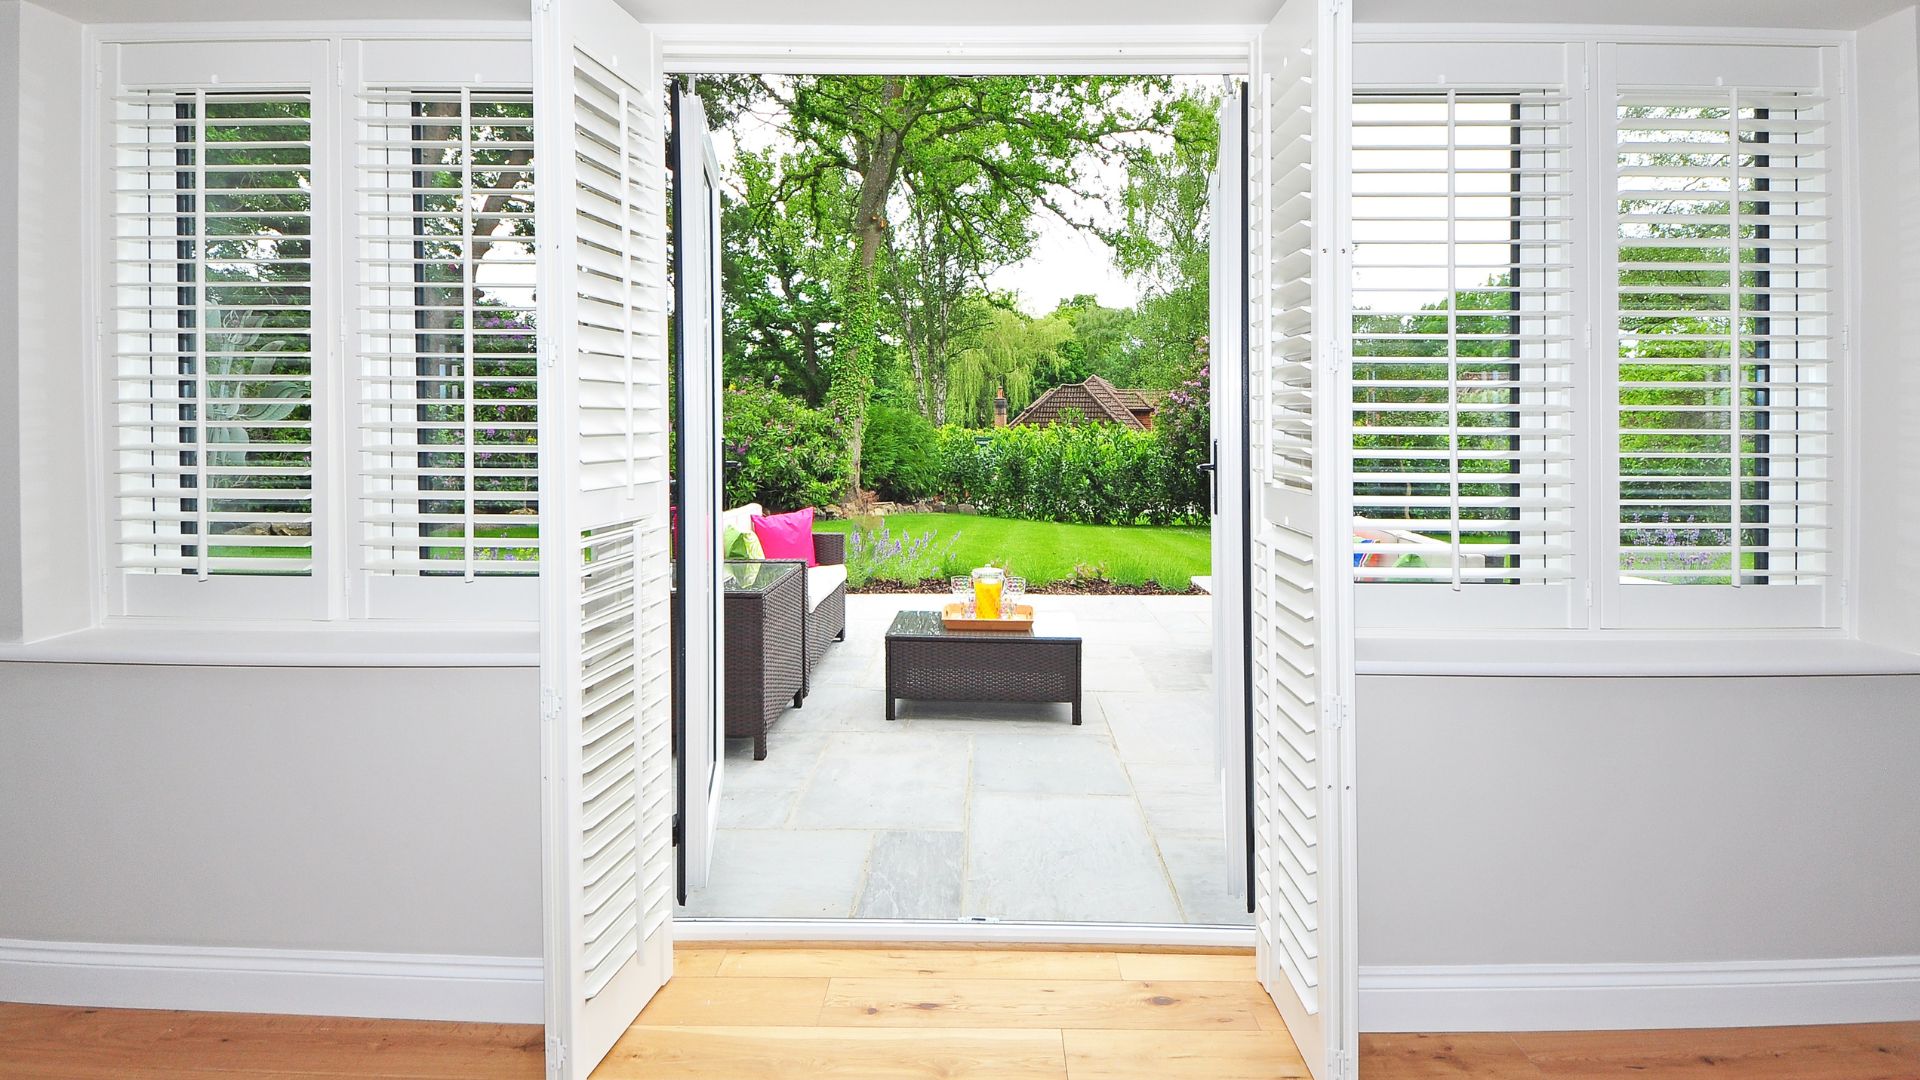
534 1 674 1076
1247 1 1355 1077
1611 86 1833 608
358 87 540 590
1351 90 1575 588
111 87 317 597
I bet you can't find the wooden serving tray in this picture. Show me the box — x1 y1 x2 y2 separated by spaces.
941 602 1035 632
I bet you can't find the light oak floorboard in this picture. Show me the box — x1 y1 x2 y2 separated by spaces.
1510 1023 1920 1079
672 947 727 977
1358 1032 1543 1079
0 1003 542 1080
632 977 829 1028
602 1025 1068 1079
1063 1028 1309 1080
715 947 1126 980
818 978 1270 1031
1114 951 1257 982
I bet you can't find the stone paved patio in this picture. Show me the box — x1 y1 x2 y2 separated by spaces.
683 594 1250 926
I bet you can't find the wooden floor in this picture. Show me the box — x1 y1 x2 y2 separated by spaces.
1 944 1915 1079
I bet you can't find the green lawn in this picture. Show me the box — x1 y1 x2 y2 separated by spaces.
814 512 1211 590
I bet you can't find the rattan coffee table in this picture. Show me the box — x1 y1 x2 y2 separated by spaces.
883 609 1082 724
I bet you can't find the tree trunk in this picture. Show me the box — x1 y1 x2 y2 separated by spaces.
826 75 907 501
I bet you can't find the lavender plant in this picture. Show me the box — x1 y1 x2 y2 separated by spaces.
844 521 964 587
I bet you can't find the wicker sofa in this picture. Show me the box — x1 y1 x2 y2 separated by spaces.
718 505 849 758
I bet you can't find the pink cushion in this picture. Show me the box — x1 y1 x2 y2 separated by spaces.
751 508 817 567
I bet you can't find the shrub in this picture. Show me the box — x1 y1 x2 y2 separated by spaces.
722 382 848 511
935 420 1202 526
1154 360 1213 515
860 405 943 502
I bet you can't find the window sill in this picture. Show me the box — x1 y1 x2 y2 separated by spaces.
0 621 539 669
1356 633 1920 678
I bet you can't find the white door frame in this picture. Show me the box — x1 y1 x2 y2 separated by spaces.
670 81 728 896
645 21 1350 977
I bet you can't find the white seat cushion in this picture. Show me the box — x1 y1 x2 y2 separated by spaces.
720 502 764 537
805 563 847 612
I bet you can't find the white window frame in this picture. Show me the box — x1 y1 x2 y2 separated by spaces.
1351 26 1857 636
1351 40 1589 631
86 24 539 626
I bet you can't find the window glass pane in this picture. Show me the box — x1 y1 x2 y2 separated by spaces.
113 90 315 576
1613 92 1831 586
360 89 539 578
1350 91 1575 586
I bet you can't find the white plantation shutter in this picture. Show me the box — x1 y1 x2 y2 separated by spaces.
1607 49 1838 627
1350 90 1576 595
358 87 541 598
1247 1 1355 1077
110 80 321 614
535 1 674 1075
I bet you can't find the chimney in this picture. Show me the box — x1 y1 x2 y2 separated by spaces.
994 386 1008 428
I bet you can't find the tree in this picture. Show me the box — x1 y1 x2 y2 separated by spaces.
720 151 847 405
1102 90 1219 386
946 302 1077 426
756 74 1169 497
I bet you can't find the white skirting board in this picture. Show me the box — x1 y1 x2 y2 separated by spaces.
1360 957 1920 1032
0 938 542 1023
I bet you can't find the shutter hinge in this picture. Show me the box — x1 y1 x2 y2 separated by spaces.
545 1034 566 1073
1584 581 1594 610
539 333 556 369
1328 696 1349 732
1331 1049 1356 1080
671 812 683 848
540 689 561 724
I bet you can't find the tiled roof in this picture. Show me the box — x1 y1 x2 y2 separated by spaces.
1009 375 1162 431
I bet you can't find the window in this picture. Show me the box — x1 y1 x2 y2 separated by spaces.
1352 38 1847 631
1608 85 1832 627
112 86 320 617
100 38 538 622
359 88 539 612
1351 89 1575 608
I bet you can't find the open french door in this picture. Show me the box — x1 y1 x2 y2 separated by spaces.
535 0 677 1076
670 82 726 897
1209 86 1251 907
1246 1 1357 1078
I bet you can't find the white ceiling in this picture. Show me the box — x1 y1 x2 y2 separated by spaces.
28 0 1914 31
1353 0 1912 30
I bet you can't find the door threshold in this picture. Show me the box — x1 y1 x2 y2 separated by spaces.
675 918 1256 948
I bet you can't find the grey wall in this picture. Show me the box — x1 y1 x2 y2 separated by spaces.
0 1 24 644
1856 6 1920 654
2 0 91 644
0 663 543 958
1357 674 1920 966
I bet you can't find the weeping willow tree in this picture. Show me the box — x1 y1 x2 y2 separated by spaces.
945 303 1078 426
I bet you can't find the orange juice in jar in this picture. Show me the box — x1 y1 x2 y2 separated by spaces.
971 567 1006 620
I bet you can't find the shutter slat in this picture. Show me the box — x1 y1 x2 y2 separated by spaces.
1351 89 1576 589
1612 89 1831 590
112 88 316 581
357 86 540 583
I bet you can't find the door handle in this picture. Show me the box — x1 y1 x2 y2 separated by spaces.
1199 439 1219 515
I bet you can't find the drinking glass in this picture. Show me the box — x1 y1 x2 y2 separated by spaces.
950 575 971 614
1004 576 1026 613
